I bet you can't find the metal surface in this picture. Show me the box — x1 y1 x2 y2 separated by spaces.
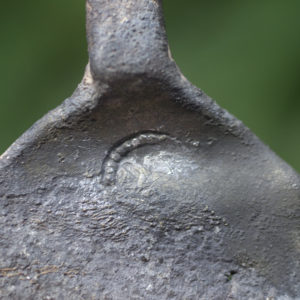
0 1 299 299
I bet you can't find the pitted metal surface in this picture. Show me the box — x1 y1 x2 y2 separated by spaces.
0 1 299 299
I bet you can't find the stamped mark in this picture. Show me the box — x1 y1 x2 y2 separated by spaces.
100 131 174 185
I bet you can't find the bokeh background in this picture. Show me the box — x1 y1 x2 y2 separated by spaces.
0 1 299 172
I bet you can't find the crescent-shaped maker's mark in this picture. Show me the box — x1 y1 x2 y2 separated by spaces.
100 131 174 186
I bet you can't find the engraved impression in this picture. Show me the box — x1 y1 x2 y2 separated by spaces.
100 131 173 185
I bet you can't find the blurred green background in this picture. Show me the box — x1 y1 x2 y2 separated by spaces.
0 1 299 172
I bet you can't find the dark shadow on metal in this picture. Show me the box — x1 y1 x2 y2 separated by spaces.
0 0 299 298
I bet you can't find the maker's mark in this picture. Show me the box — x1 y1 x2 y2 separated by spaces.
100 131 173 186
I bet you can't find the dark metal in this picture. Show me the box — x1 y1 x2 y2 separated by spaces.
0 1 299 298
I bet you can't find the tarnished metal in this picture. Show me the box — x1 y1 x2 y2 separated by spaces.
1 1 299 298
